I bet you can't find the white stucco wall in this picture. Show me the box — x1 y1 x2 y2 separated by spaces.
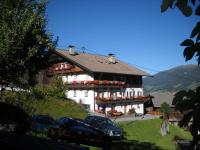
127 103 144 114
64 74 95 111
123 88 143 97
63 73 145 114
95 88 143 98
115 106 124 113
66 89 95 111
113 104 143 114
105 107 112 114
62 74 94 83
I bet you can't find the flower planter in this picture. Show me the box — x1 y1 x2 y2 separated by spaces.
92 80 99 85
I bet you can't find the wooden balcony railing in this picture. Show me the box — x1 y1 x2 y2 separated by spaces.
65 80 142 89
47 65 83 75
95 96 149 105
67 80 125 85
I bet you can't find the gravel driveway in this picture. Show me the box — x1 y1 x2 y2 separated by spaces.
89 112 160 122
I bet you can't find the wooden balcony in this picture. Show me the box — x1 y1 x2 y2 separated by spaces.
65 80 142 90
66 84 123 89
95 96 150 105
47 65 84 76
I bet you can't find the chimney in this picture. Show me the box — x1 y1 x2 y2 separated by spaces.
108 53 116 64
68 45 76 55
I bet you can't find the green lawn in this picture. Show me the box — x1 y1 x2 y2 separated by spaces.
28 97 87 119
1 91 191 150
91 119 192 150
118 119 191 150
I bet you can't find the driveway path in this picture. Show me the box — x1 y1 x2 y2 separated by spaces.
111 114 160 122
89 112 160 122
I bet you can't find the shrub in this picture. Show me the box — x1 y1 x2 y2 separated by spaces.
31 76 67 99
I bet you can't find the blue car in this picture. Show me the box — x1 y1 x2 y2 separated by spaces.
57 117 98 137
85 115 123 140
48 117 111 148
31 115 57 133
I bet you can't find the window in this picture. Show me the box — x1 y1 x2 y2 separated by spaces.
133 90 135 97
85 91 88 97
60 63 64 69
110 91 113 96
137 91 142 96
74 75 77 80
129 92 132 97
73 91 76 97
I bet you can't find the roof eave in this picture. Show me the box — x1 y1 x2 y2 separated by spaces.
93 71 150 76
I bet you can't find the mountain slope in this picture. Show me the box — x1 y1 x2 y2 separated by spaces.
143 64 200 93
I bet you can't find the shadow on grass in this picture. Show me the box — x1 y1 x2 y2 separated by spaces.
0 102 31 134
110 140 163 150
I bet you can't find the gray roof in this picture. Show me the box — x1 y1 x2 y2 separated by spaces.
55 49 150 76
151 92 175 107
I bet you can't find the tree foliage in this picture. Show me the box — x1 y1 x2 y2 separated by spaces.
31 76 67 99
173 87 200 149
161 0 200 65
161 0 200 148
160 102 171 136
160 102 172 117
0 0 57 88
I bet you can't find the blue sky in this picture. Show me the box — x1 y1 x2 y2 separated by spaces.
46 0 198 74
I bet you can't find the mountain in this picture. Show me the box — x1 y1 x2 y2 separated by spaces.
143 64 200 93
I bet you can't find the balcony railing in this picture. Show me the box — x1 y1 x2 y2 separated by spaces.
47 68 73 75
47 64 83 75
68 80 125 85
65 80 142 89
95 96 149 105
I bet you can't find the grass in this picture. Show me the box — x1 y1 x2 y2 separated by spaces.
117 119 192 150
0 91 191 149
0 90 87 119
90 119 192 150
28 97 87 119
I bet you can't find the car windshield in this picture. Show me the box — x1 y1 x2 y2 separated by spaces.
100 118 115 126
86 116 115 126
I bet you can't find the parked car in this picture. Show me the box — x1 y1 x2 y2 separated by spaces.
84 115 123 139
31 115 57 133
48 117 111 148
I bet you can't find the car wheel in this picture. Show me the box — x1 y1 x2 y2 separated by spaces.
48 128 59 140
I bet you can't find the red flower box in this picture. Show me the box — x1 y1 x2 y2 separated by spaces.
104 80 110 85
117 97 122 101
99 80 103 84
87 81 92 84
121 82 125 85
92 80 99 85
108 97 113 101
66 64 73 70
114 81 117 84
72 81 77 85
